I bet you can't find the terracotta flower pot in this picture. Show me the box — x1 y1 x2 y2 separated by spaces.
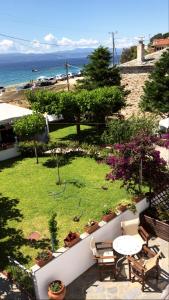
102 212 116 222
35 250 53 267
118 205 127 212
132 195 144 203
64 233 80 248
84 222 99 234
48 280 66 300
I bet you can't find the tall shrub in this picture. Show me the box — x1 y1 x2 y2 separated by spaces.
48 213 58 252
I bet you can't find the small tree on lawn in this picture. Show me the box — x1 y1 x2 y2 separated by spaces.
106 134 169 195
13 113 46 164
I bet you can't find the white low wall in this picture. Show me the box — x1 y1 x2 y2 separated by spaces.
32 198 149 300
0 145 20 161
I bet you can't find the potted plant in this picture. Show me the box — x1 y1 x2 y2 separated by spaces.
127 202 137 214
117 202 127 212
35 250 53 267
84 220 99 234
132 193 144 203
48 280 66 300
64 231 80 248
102 208 116 222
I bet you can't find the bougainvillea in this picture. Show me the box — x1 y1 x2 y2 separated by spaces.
107 134 169 194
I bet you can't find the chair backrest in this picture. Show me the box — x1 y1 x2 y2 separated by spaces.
90 237 99 256
121 217 140 235
144 251 161 271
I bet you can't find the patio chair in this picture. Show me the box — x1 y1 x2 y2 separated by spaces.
128 245 161 291
90 237 117 281
121 217 150 246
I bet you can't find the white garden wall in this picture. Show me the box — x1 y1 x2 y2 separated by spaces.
0 145 20 161
32 197 149 300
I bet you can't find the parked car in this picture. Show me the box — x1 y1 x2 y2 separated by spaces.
0 86 5 92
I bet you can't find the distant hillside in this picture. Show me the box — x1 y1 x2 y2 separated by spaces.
0 48 122 64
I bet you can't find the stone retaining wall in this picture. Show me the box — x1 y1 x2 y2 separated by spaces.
121 73 149 118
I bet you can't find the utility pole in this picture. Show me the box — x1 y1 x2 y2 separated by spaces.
109 31 117 66
65 61 70 91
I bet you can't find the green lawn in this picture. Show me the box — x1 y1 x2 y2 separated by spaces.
0 125 131 267
0 156 131 266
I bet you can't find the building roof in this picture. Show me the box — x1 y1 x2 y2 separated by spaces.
120 48 166 67
0 102 32 125
153 39 169 46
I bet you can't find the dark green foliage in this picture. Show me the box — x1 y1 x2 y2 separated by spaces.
140 49 169 114
102 116 157 144
18 141 47 157
49 281 62 292
156 205 169 222
36 250 51 261
76 46 121 90
120 46 137 63
0 194 29 269
48 213 58 252
8 264 35 297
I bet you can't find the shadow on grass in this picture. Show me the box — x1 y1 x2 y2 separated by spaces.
27 238 51 250
49 121 72 133
0 156 23 172
59 127 104 145
43 152 84 168
0 194 31 270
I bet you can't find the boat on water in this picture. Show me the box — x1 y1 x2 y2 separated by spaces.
32 69 38 72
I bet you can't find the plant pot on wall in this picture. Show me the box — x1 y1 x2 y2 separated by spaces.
132 194 144 203
102 211 116 222
48 280 66 300
117 204 127 212
84 221 99 234
35 250 53 267
64 232 80 248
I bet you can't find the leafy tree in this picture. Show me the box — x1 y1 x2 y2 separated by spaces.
140 49 169 115
13 113 46 164
102 116 157 144
120 46 137 63
106 134 169 195
76 46 121 90
27 86 126 136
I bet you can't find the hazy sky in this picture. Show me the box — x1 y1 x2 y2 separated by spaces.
0 0 168 53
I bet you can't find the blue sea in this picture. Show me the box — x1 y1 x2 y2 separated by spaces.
0 57 88 87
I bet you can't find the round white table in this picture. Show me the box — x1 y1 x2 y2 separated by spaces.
113 235 143 278
113 235 143 256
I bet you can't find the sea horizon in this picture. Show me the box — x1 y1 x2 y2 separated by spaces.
0 57 88 87
0 52 121 87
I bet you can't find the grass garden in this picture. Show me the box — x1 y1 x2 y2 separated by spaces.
0 125 132 267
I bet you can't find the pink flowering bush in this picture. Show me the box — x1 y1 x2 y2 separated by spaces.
107 134 169 195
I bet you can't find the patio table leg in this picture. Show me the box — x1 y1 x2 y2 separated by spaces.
116 256 128 279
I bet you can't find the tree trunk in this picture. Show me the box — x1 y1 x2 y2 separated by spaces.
56 154 61 185
76 115 81 136
34 141 38 164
